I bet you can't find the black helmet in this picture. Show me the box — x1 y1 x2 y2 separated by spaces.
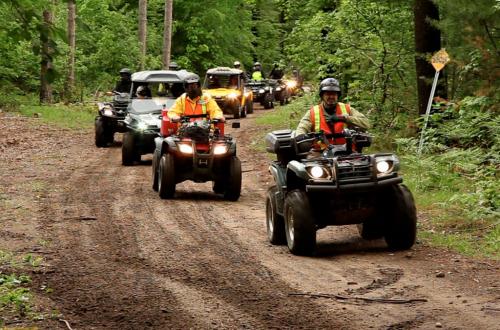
119 68 131 75
185 73 200 85
233 61 241 68
319 77 341 96
168 62 179 70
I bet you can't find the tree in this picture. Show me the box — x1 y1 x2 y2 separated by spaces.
65 0 76 103
414 0 442 115
138 0 148 70
40 2 55 103
162 0 173 69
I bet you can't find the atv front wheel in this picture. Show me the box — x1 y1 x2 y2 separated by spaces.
152 150 160 191
246 100 254 114
95 117 108 147
240 105 246 118
383 184 417 250
223 156 241 201
284 190 316 255
158 153 176 199
232 105 240 119
263 94 273 109
266 186 286 245
122 132 136 166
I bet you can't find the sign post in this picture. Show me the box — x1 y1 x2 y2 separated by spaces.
417 49 450 156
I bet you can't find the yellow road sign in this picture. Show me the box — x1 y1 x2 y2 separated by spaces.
431 49 450 71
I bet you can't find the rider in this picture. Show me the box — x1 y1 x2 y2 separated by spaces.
168 62 180 70
167 73 225 121
234 61 248 82
251 62 265 81
269 62 284 80
135 85 151 99
295 77 370 147
113 68 132 93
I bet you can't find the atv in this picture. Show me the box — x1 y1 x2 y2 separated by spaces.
202 67 252 119
152 115 242 200
121 70 194 165
265 129 417 256
245 79 274 109
95 91 130 147
269 79 290 106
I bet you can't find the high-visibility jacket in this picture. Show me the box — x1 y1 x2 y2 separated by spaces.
167 93 223 119
311 103 351 145
252 71 263 81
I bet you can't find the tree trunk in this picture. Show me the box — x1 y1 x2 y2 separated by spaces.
40 6 55 104
65 0 76 104
413 0 442 115
162 0 173 69
138 0 147 70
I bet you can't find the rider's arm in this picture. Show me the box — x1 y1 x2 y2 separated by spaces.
206 98 225 120
167 95 184 119
295 111 313 136
346 107 371 130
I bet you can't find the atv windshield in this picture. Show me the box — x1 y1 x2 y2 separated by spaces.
129 98 176 114
203 74 240 89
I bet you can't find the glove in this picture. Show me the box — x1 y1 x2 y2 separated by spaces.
327 115 347 123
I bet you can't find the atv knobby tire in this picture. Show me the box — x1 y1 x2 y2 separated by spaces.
152 150 160 191
263 94 273 109
95 117 108 147
240 105 246 118
122 132 136 166
383 184 417 250
158 153 176 199
266 186 286 245
223 156 241 201
232 105 240 119
357 220 384 240
284 190 316 255
246 100 254 114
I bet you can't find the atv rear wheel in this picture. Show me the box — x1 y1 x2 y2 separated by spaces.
263 94 273 109
158 153 176 199
152 150 160 191
357 221 384 240
95 117 108 147
122 132 136 166
240 105 246 118
284 190 316 255
223 156 241 201
383 184 417 250
266 186 286 245
212 179 225 194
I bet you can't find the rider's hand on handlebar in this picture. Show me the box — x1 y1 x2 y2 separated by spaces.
169 114 181 123
327 114 347 123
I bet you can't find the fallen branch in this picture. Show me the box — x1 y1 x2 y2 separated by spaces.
60 319 74 330
64 215 97 221
289 292 427 304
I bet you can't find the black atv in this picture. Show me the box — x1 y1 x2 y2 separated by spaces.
246 79 274 109
95 91 130 147
152 115 242 201
265 129 417 256
269 79 290 106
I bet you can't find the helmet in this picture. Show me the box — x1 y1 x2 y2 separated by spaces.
185 73 200 85
136 85 148 97
254 61 261 67
319 78 341 96
119 68 131 75
233 61 241 68
168 62 179 70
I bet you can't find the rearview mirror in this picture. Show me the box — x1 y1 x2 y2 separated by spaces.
231 122 240 129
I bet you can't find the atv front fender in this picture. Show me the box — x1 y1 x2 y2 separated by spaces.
269 163 286 190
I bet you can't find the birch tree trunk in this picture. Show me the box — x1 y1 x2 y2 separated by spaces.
162 0 173 69
138 0 148 70
65 0 76 103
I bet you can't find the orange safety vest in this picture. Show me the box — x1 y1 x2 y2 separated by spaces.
311 103 351 146
182 94 207 116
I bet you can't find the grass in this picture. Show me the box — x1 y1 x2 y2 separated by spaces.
253 95 499 260
16 103 96 129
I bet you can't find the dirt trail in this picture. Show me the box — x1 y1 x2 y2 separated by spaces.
0 110 498 329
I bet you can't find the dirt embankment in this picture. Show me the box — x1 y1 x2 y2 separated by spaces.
0 110 498 329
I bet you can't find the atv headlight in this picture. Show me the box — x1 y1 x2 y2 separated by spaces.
307 165 330 179
276 87 282 91
227 92 238 99
375 155 399 177
286 81 297 88
104 109 114 116
137 122 148 131
178 143 193 154
213 144 227 155
259 89 265 94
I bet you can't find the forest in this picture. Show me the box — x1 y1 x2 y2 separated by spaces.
0 0 498 254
